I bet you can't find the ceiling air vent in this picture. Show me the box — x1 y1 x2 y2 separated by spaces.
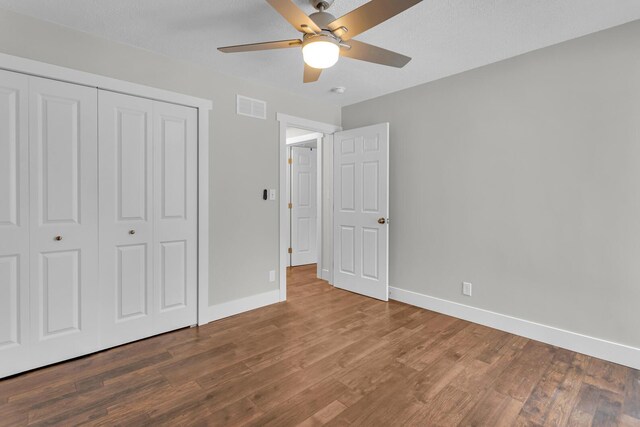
237 95 267 120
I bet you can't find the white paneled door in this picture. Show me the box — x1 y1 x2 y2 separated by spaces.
0 63 205 379
333 123 389 301
153 101 198 332
99 91 155 348
100 92 198 345
0 70 30 378
291 146 317 266
28 76 100 367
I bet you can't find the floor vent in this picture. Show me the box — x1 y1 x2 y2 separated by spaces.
237 95 267 120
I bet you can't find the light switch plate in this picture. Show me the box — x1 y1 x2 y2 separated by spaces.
269 270 276 282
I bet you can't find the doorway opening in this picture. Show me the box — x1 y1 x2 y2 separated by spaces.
277 114 342 301
278 114 390 303
286 128 322 270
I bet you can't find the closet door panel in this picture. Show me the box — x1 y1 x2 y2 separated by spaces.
161 117 187 220
160 240 187 309
39 97 80 223
29 76 99 366
153 101 197 332
0 70 30 378
40 250 81 336
99 90 154 348
0 256 20 345
0 75 23 227
117 244 148 318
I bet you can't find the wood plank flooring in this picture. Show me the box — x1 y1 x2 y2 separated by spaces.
1 264 639 426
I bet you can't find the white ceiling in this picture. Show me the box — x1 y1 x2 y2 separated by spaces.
2 0 639 106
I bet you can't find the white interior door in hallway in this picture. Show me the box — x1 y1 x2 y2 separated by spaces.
290 146 318 266
333 123 389 301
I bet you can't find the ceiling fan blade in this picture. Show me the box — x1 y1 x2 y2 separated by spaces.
218 39 302 53
304 64 322 83
341 39 411 68
266 0 322 34
328 0 422 41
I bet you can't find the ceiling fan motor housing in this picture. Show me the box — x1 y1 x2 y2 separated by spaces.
308 11 336 30
302 31 339 47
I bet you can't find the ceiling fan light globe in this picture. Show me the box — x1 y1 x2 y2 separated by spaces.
302 40 339 69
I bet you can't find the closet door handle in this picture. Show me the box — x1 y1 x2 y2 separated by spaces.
54 235 63 241
129 230 136 235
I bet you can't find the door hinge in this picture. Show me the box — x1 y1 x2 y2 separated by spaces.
288 247 292 254
288 202 293 209
288 157 292 164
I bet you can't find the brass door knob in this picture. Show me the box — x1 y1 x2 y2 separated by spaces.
377 218 386 224
129 230 136 235
54 235 62 241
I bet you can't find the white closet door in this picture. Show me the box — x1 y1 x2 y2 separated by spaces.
153 101 198 333
291 146 318 266
98 91 154 348
28 77 99 367
0 70 30 378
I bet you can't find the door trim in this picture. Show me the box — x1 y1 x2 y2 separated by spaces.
277 114 341 301
0 53 213 326
197 108 210 325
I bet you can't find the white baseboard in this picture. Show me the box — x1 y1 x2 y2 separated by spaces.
389 286 640 371
205 289 280 323
321 268 332 283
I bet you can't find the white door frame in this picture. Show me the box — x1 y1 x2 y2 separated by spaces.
0 52 213 326
277 113 341 301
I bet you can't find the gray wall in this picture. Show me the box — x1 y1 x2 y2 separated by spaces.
0 8 341 306
343 20 640 348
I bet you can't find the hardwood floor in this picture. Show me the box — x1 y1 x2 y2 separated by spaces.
1 264 639 426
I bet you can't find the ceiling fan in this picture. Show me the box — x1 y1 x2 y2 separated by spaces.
218 0 423 83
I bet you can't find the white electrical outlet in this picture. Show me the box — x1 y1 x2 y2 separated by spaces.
269 270 276 282
462 282 472 296
269 189 276 200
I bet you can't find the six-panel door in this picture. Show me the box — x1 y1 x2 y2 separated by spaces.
28 76 100 368
333 123 389 301
0 70 30 378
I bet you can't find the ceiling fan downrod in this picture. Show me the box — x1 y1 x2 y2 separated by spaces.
311 0 334 12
